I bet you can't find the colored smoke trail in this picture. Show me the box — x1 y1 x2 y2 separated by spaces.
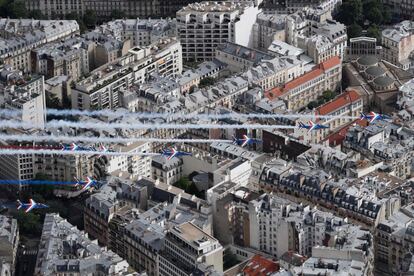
0 134 231 144
0 108 359 120
0 148 160 156
0 120 298 130
0 180 76 185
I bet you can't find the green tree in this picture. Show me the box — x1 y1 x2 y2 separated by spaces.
199 77 216 88
367 24 381 41
28 9 45 19
307 101 318 110
9 0 28 18
175 176 191 190
382 6 392 24
83 10 97 28
336 0 363 25
322 90 335 101
46 92 61 109
110 9 126 19
16 212 42 236
366 7 383 24
347 23 363 39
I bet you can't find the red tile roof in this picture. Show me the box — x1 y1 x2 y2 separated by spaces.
316 89 361 116
265 56 341 101
243 255 280 276
284 68 323 91
320 56 341 71
324 119 368 146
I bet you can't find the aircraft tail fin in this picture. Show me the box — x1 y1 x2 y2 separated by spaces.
232 135 237 144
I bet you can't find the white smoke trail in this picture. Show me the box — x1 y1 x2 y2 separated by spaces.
1 120 297 130
0 108 359 120
0 133 231 144
0 148 160 156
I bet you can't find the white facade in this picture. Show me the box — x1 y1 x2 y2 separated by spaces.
107 142 152 179
72 40 182 110
177 1 261 61
382 21 414 70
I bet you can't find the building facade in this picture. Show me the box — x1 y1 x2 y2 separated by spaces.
177 1 260 61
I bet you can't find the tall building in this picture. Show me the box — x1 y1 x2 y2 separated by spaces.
286 8 347 63
381 21 414 71
158 222 223 276
176 1 260 61
71 39 182 110
375 203 414 275
252 12 287 50
249 193 372 263
0 66 46 128
84 179 148 246
382 0 414 21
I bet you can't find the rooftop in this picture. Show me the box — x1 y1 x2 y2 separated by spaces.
316 89 361 116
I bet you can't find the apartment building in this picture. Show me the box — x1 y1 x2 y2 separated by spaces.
31 44 82 81
259 164 401 227
252 12 286 50
106 141 152 179
97 18 176 47
158 222 223 276
215 42 273 73
0 215 19 276
84 179 148 246
265 56 342 111
131 74 249 114
82 31 132 69
34 152 106 181
382 21 414 70
262 0 341 14
0 72 46 128
124 217 164 276
297 89 363 144
35 213 135 276
71 39 182 110
177 1 260 61
249 194 372 263
0 19 79 72
375 204 414 275
26 0 203 18
343 122 414 179
151 156 183 185
382 0 414 20
0 68 46 188
286 9 347 63
244 56 304 91
213 187 260 247
25 0 84 19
